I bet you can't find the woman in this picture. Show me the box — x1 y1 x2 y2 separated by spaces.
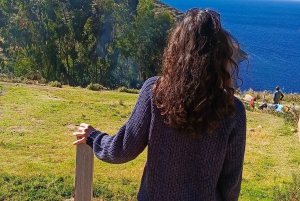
73 8 247 201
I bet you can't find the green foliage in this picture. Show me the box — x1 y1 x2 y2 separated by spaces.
0 0 175 88
129 0 175 81
14 58 35 77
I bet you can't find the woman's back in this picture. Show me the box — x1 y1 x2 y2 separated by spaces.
137 77 246 200
73 8 247 201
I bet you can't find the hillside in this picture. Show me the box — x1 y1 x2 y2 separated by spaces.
154 0 185 22
0 81 299 200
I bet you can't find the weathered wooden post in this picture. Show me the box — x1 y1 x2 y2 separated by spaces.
75 144 94 201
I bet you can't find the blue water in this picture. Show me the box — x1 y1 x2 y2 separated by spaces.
161 0 300 93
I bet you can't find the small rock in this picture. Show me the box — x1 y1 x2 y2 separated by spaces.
248 128 255 132
257 125 263 129
278 133 284 136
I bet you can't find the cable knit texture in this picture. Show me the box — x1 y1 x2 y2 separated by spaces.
86 76 246 201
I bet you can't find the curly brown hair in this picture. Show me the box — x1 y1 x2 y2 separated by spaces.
153 8 245 137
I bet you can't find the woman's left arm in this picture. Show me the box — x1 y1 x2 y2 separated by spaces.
73 77 156 164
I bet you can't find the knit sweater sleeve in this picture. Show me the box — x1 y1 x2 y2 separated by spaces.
217 98 246 200
86 77 156 164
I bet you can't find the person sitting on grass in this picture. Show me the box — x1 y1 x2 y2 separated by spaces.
73 8 247 201
258 102 268 112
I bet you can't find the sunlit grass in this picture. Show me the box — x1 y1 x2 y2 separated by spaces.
240 111 300 200
0 82 299 200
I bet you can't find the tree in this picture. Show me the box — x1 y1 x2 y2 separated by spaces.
0 0 175 88
131 0 174 81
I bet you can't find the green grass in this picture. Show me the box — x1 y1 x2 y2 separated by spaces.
241 112 300 200
0 82 300 200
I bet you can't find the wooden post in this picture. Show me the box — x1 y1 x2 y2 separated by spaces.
75 144 94 201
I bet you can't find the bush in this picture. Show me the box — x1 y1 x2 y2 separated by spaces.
48 81 62 88
26 72 43 81
87 83 106 91
117 86 139 94
26 80 37 85
273 174 300 201
284 93 300 103
267 104 300 127
0 73 13 82
0 73 47 85
282 110 300 126
40 77 47 84
11 77 23 83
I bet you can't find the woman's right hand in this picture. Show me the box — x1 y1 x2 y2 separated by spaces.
72 123 96 145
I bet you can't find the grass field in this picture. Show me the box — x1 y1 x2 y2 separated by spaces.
0 82 299 201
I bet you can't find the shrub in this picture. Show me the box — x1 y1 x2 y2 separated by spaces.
267 104 300 127
284 93 300 103
48 81 62 88
87 83 106 91
26 80 37 85
286 110 299 126
118 86 139 94
282 110 300 126
26 72 42 81
11 77 22 83
40 77 47 84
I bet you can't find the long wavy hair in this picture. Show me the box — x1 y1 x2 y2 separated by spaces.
153 8 245 137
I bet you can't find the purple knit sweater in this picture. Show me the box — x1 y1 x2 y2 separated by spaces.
86 76 246 201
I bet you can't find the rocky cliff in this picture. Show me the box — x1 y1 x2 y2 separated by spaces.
153 0 185 22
